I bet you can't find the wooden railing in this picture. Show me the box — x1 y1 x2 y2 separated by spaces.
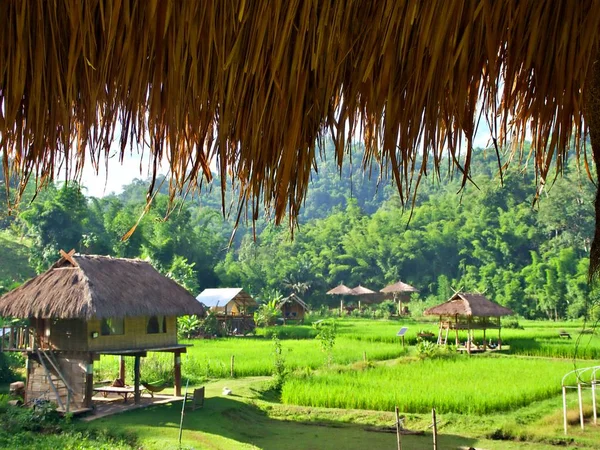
0 326 35 351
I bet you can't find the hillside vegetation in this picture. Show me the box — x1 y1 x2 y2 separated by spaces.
0 143 597 320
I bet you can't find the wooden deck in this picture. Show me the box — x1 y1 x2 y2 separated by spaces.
81 393 185 421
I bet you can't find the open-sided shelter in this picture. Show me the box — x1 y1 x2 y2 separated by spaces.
350 285 377 311
381 281 419 315
278 294 309 323
424 292 513 354
0 252 204 412
326 284 354 316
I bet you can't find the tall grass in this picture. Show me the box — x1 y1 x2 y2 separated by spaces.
281 356 576 415
94 337 407 384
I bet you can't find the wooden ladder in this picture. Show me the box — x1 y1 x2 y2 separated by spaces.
36 348 76 413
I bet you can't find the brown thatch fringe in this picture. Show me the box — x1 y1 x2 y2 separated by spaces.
588 46 600 282
1 1 600 231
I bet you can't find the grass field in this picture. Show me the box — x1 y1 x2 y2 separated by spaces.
82 377 600 450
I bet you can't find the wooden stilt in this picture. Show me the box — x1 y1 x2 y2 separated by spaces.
134 355 141 404
498 318 502 350
119 355 126 382
174 351 182 396
482 327 486 352
340 299 343 316
84 353 95 408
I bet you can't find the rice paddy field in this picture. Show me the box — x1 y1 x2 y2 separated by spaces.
280 356 579 414
95 336 408 383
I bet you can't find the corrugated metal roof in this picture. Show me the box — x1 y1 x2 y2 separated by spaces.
196 288 255 308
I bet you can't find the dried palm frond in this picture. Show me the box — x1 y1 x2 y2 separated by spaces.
1 1 600 272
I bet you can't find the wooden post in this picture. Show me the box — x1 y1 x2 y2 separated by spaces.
340 299 344 316
482 327 486 352
498 318 502 350
134 354 141 404
432 408 438 450
84 353 95 408
467 320 471 355
563 385 568 435
592 379 597 426
230 355 235 378
358 300 361 311
119 355 126 382
395 406 402 450
8 327 14 350
174 351 182 396
578 383 585 430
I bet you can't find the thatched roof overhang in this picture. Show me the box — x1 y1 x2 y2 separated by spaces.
196 288 256 308
424 293 514 318
0 255 205 320
3 2 600 276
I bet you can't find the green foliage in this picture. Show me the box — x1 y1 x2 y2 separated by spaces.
254 291 283 327
415 339 439 359
177 315 202 339
0 398 136 449
271 334 287 390
313 320 338 366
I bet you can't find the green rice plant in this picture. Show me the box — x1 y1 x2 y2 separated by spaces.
281 356 576 415
509 336 600 360
94 337 408 384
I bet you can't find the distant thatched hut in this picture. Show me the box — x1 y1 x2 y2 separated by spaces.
0 252 204 411
424 292 513 354
279 294 309 323
196 288 256 315
196 288 257 335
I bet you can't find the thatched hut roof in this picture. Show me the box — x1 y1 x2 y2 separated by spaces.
350 285 376 295
424 293 513 318
196 288 256 309
326 284 354 295
3 2 600 276
380 281 419 294
0 254 204 320
279 294 309 311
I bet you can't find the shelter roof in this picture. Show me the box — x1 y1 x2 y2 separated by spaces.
326 284 354 295
279 293 309 311
380 281 419 294
424 293 514 318
351 285 376 295
0 254 204 320
196 288 256 308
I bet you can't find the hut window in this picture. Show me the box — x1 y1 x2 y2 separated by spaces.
100 318 124 336
147 315 167 334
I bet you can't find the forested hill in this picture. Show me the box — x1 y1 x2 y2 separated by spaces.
0 144 597 320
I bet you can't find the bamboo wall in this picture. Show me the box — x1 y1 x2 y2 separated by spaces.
87 316 177 351
281 303 305 320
